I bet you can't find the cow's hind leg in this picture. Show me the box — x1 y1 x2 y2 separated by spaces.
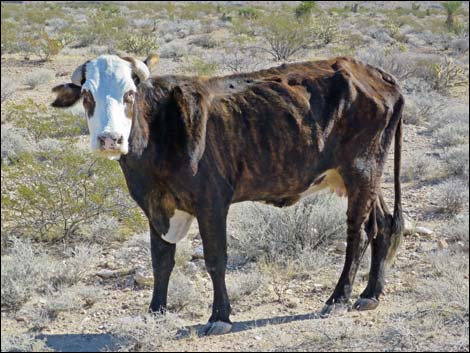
320 173 376 318
354 195 396 311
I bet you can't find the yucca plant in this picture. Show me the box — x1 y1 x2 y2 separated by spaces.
295 1 317 19
441 1 463 29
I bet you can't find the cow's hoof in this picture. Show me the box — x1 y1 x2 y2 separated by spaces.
203 321 232 336
319 302 349 318
353 297 379 311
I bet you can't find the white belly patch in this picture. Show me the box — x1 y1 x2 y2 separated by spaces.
161 210 194 244
300 169 347 199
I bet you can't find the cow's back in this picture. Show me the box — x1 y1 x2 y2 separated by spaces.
202 57 401 204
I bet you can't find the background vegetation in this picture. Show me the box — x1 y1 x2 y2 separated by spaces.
1 1 468 352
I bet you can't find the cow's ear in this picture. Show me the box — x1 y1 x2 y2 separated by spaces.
170 84 209 176
51 84 82 108
144 53 159 74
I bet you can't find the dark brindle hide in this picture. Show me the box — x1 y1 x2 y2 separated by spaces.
53 56 405 335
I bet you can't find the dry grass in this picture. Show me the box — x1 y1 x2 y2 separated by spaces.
436 179 469 215
227 193 347 267
110 313 182 352
24 69 54 89
0 1 469 351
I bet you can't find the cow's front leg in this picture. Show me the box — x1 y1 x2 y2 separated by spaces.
149 223 176 313
197 206 232 335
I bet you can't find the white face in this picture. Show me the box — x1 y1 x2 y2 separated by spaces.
81 55 136 157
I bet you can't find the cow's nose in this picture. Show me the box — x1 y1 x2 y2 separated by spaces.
98 132 123 149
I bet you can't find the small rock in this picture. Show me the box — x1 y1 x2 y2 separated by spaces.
134 268 153 287
105 262 117 270
254 335 262 341
416 227 433 236
186 262 198 275
96 269 115 279
192 245 204 260
403 217 414 235
313 283 324 292
438 239 448 250
121 303 129 309
405 34 427 47
335 241 347 254
285 298 299 309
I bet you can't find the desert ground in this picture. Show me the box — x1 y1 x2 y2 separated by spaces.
1 1 469 352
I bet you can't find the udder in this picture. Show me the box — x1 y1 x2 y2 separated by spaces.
300 169 347 199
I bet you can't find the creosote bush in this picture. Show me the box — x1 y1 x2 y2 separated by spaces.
2 100 88 140
256 12 338 61
1 146 145 242
182 56 219 76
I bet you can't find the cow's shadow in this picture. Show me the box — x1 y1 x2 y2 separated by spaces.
36 333 123 353
178 312 320 338
38 312 320 351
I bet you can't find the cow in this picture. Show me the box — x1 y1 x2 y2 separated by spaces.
51 54 404 335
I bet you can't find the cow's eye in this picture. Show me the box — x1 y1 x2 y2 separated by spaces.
124 91 135 104
82 90 91 103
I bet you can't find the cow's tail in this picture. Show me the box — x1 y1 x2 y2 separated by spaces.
386 97 404 266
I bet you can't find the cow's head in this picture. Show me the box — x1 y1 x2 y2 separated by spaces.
51 54 159 157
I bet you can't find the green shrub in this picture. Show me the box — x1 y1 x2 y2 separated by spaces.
1 146 146 242
27 31 63 61
295 1 317 19
427 57 467 93
238 6 261 19
385 20 405 41
79 5 127 47
257 12 338 61
118 33 159 55
314 15 339 45
2 100 88 140
1 19 19 54
182 56 219 77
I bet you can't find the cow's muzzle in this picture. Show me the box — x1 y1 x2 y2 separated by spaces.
98 132 123 151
